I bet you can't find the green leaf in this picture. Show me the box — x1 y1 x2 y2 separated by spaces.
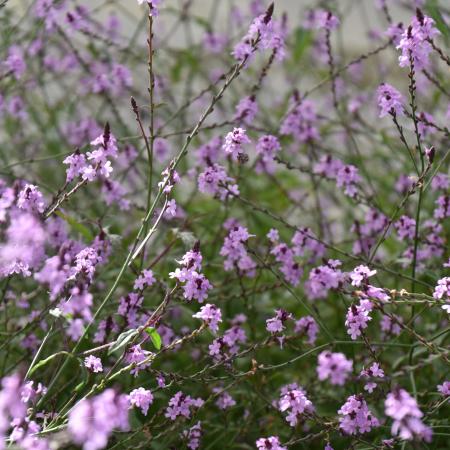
145 327 162 350
425 0 450 41
292 28 312 63
108 329 139 355
55 211 93 241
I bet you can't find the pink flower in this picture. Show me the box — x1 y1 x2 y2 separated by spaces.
317 351 353 385
193 304 222 333
256 436 287 450
385 388 432 442
84 355 103 373
128 388 153 415
350 265 377 287
68 389 129 450
377 83 404 117
278 383 314 426
338 394 379 434
134 269 155 291
223 128 251 161
437 381 450 397
165 391 204 420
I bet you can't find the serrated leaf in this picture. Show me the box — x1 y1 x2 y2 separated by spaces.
145 327 162 350
108 329 139 355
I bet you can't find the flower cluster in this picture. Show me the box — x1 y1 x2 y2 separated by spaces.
193 303 222 333
170 245 213 302
360 362 385 393
220 220 256 276
397 9 439 69
128 387 154 415
256 436 287 450
377 83 404 117
345 299 374 340
317 351 353 386
338 394 379 435
198 163 239 200
165 391 204 420
64 124 118 182
278 383 314 427
223 127 251 161
1 1 449 448
68 389 129 450
233 3 285 62
385 388 432 442
182 421 202 450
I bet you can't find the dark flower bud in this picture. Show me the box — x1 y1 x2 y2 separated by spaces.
263 2 274 25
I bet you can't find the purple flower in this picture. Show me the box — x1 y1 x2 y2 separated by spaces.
165 391 204 420
433 277 450 300
213 388 236 410
281 99 319 143
338 394 379 434
133 269 155 291
336 164 361 198
431 173 449 192
385 388 432 442
193 304 222 333
183 272 213 303
432 277 450 314
5 46 26 80
84 355 103 373
360 363 385 393
17 185 45 214
387 22 405 45
437 381 450 397
223 128 251 161
170 247 213 303
380 314 402 336
234 96 258 124
305 260 344 300
317 351 353 385
137 0 163 16
68 389 129 450
345 299 373 340
220 222 256 277
266 309 292 334
164 199 177 218
256 436 287 450
377 83 404 117
125 344 153 376
233 4 285 62
256 134 281 172
395 215 416 240
267 228 279 242
294 316 319 344
128 387 153 415
182 421 202 449
158 166 180 194
315 10 340 30
396 11 438 70
0 211 46 278
198 163 239 200
434 195 450 219
278 384 314 426
350 265 377 287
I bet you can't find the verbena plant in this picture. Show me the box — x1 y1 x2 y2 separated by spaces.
0 0 449 449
